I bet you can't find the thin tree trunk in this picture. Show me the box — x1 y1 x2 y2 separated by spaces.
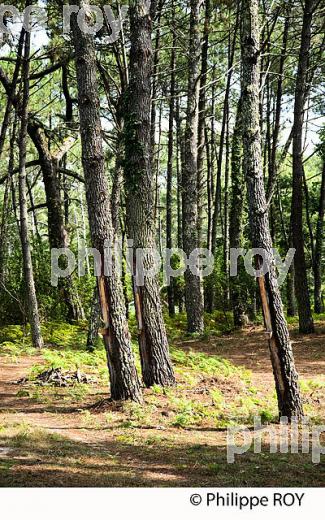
206 12 238 312
123 0 175 387
314 157 325 313
182 0 204 333
166 0 176 317
229 97 247 326
290 0 315 333
17 30 43 350
71 4 142 402
197 0 211 246
241 0 303 419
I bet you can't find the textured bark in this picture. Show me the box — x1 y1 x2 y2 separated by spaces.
17 30 43 350
197 0 210 246
314 158 325 313
150 0 163 157
86 287 101 352
71 4 142 402
291 0 315 333
166 0 176 317
182 0 204 333
211 10 238 255
241 0 303 419
229 98 246 327
206 13 238 313
28 122 85 322
223 101 230 304
123 0 175 387
266 5 290 199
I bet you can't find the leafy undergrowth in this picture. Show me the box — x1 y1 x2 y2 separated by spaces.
0 320 280 427
0 319 324 486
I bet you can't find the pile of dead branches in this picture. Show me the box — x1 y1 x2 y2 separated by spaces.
17 367 97 387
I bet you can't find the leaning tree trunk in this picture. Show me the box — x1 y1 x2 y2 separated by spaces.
182 0 204 333
314 157 325 313
27 123 85 323
241 0 303 419
290 0 315 333
123 0 175 387
71 3 142 402
17 30 43 349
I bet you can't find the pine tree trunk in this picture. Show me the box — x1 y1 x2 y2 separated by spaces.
206 12 238 313
182 0 204 333
314 158 325 313
166 0 176 318
17 30 43 350
123 0 175 387
27 122 85 323
241 0 303 419
229 97 247 327
87 287 101 352
197 0 210 246
71 4 142 402
291 0 315 333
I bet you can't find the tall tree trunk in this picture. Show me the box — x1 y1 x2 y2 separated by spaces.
314 157 325 313
229 97 247 326
17 30 43 350
197 0 211 246
241 0 303 419
290 0 315 333
123 0 175 387
182 0 204 333
166 0 176 317
267 4 290 198
71 4 142 402
223 101 230 304
206 11 238 313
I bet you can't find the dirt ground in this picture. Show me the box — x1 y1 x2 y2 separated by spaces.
0 324 325 487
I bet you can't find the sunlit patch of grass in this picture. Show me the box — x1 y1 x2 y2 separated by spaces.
300 378 325 392
171 347 249 379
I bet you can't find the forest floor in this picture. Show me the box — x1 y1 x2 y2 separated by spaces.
0 315 324 487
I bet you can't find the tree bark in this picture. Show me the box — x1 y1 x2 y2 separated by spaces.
197 0 211 246
166 0 176 317
229 97 247 326
291 0 315 333
182 0 204 333
17 30 43 349
314 157 325 313
123 0 175 387
241 0 303 419
71 3 142 402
